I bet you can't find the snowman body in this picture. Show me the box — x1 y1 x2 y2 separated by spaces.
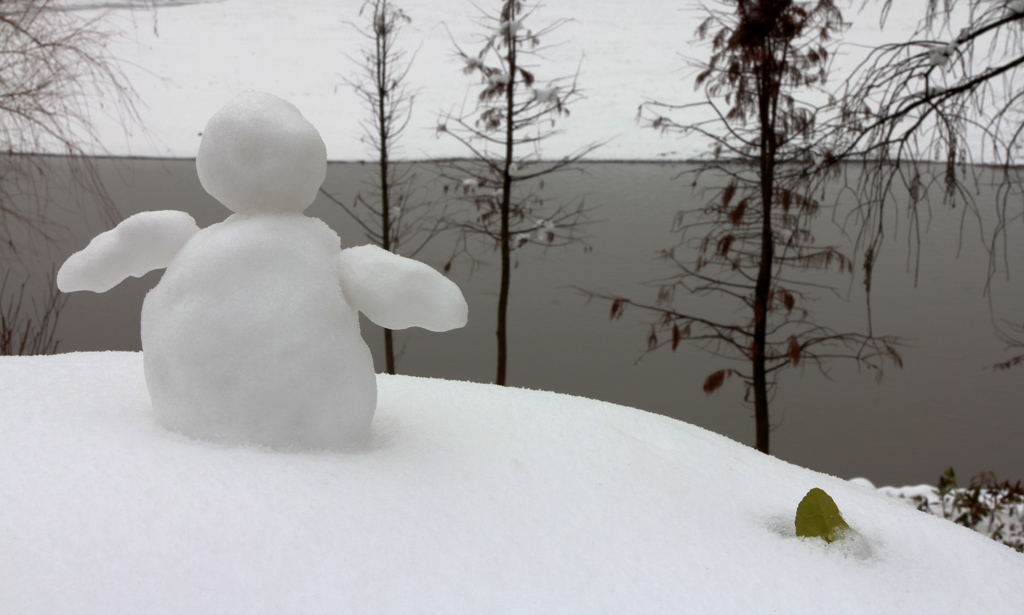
56 91 467 451
141 213 375 449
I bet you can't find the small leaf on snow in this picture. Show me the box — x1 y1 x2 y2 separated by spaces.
795 488 852 543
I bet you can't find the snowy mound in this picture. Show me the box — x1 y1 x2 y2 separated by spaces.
1 353 1022 614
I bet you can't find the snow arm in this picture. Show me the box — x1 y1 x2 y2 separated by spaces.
57 211 200 293
336 244 468 332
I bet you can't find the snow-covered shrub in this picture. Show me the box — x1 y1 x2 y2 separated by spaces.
889 468 1024 552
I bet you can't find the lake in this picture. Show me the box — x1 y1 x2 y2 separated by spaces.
6 156 1023 487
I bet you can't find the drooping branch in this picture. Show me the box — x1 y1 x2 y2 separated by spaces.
827 0 1024 367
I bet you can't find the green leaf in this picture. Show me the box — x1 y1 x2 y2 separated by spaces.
795 488 851 543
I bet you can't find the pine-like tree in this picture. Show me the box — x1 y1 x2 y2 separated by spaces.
436 0 600 385
321 0 442 373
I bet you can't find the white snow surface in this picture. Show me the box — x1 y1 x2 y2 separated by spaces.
1 351 1022 614
56 210 199 293
69 0 931 161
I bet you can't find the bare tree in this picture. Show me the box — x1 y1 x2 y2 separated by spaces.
591 0 901 454
828 0 1024 368
0 269 64 356
436 0 600 385
834 0 1024 170
0 1 139 249
0 0 140 354
827 1 1024 368
321 0 441 374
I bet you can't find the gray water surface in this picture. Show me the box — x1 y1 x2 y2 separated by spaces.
11 156 1023 487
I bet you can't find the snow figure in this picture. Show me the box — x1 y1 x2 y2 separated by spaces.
57 91 468 450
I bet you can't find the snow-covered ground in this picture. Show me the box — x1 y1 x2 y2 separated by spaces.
72 0 926 161
2 351 1022 614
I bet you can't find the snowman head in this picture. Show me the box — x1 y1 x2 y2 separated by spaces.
196 91 327 215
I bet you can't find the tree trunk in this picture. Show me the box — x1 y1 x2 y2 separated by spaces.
752 160 773 453
376 5 396 375
384 328 395 375
752 192 772 454
496 210 510 385
752 38 778 454
495 3 517 386
379 138 397 374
